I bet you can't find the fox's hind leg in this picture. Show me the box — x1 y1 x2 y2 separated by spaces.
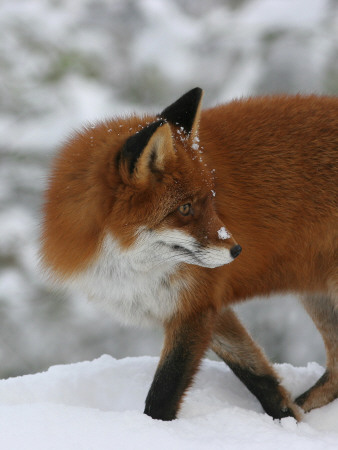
295 293 338 412
211 308 301 420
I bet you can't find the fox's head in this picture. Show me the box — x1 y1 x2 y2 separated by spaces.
41 88 241 280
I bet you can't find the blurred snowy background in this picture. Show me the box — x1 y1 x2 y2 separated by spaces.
0 0 337 377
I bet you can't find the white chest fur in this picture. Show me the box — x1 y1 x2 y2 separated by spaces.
69 233 183 326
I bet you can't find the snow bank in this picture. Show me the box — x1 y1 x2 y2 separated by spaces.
0 355 337 449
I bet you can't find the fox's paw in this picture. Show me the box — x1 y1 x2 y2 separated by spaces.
260 383 303 422
262 396 302 421
272 401 303 422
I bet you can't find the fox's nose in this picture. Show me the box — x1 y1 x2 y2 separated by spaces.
230 244 242 259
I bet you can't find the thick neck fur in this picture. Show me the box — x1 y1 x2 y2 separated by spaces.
68 233 186 326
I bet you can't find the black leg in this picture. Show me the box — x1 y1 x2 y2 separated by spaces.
144 310 214 421
211 308 301 420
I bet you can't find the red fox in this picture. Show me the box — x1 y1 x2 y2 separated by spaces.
41 88 338 422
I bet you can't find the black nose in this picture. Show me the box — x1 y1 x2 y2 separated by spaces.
230 244 242 259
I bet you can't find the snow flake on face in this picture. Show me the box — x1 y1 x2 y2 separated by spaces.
218 226 231 240
211 189 216 197
210 168 216 181
176 126 187 143
192 135 200 151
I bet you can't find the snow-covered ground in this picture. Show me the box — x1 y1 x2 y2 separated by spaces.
0 355 337 449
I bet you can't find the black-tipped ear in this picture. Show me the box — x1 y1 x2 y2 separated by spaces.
119 121 175 185
159 87 203 135
121 119 166 174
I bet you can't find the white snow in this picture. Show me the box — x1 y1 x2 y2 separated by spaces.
0 355 337 449
218 226 231 240
192 135 200 151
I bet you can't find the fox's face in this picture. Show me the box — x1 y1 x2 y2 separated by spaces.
42 88 240 281
102 91 240 273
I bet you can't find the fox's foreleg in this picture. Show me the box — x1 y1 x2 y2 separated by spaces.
211 307 302 421
144 308 215 421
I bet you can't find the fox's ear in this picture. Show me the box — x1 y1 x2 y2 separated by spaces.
119 120 176 185
159 87 203 139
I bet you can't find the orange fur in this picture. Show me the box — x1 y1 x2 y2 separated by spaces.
201 96 337 301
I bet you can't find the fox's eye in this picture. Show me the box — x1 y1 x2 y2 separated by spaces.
178 203 192 216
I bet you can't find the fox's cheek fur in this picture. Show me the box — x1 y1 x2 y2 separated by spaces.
67 226 236 326
67 233 183 326
146 228 235 269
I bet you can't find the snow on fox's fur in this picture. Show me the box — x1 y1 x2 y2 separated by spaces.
41 88 338 423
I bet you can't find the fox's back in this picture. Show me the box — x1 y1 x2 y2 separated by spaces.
200 96 338 299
